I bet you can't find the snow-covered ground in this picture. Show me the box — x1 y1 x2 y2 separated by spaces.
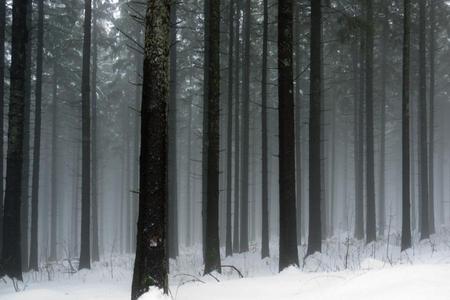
2 230 450 300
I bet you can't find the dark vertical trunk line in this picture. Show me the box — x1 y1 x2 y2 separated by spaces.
232 0 241 254
225 0 234 257
49 63 58 261
79 0 92 270
239 0 250 254
307 0 322 257
1 0 29 281
0 0 6 258
365 0 376 244
168 2 179 259
278 0 299 271
418 0 429 240
260 0 269 259
401 0 411 251
204 0 221 275
131 1 171 298
29 0 44 271
91 0 100 262
428 0 436 234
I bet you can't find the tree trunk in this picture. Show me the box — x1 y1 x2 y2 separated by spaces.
232 0 241 254
131 0 171 298
239 0 250 254
21 0 32 271
306 0 322 257
79 0 92 270
91 0 99 262
1 0 29 281
418 0 429 240
278 0 299 270
29 0 44 271
49 63 58 261
365 0 376 244
204 0 221 275
378 0 388 236
428 0 436 234
168 2 178 259
401 0 411 251
0 0 6 258
261 0 269 259
225 0 234 257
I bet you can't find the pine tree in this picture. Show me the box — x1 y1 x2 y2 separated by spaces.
131 0 171 298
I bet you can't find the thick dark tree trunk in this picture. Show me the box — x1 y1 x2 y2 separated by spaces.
131 1 171 298
428 0 436 234
29 0 44 271
91 0 100 262
49 63 58 261
418 0 429 240
239 0 250 254
365 0 376 244
306 0 322 257
232 0 241 254
1 0 29 281
225 0 234 257
79 0 92 270
20 0 32 271
260 0 269 259
204 0 221 275
202 0 209 257
0 0 6 258
278 0 299 271
168 2 178 259
401 0 411 251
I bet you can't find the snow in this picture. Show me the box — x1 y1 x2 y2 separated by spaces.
2 231 450 300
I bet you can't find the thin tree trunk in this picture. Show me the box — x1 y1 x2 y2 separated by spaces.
49 63 58 261
0 0 6 258
428 0 436 234
225 0 234 257
168 2 178 259
79 0 92 270
260 0 269 259
29 0 44 271
401 0 411 251
239 0 250 253
418 0 429 240
1 0 29 280
131 0 171 298
306 0 322 256
278 0 299 270
232 0 241 254
365 0 376 244
91 0 99 262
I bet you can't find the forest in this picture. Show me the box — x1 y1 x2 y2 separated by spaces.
1 0 450 299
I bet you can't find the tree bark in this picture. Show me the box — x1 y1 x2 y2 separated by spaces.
401 0 411 251
168 2 178 259
225 0 234 257
131 0 171 298
278 0 299 271
49 63 58 261
418 0 429 240
29 0 44 271
306 0 322 257
79 0 92 270
204 0 221 275
365 0 376 244
1 0 29 281
261 0 269 259
0 0 6 258
239 0 250 253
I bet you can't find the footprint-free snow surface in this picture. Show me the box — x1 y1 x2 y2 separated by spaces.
2 233 450 300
